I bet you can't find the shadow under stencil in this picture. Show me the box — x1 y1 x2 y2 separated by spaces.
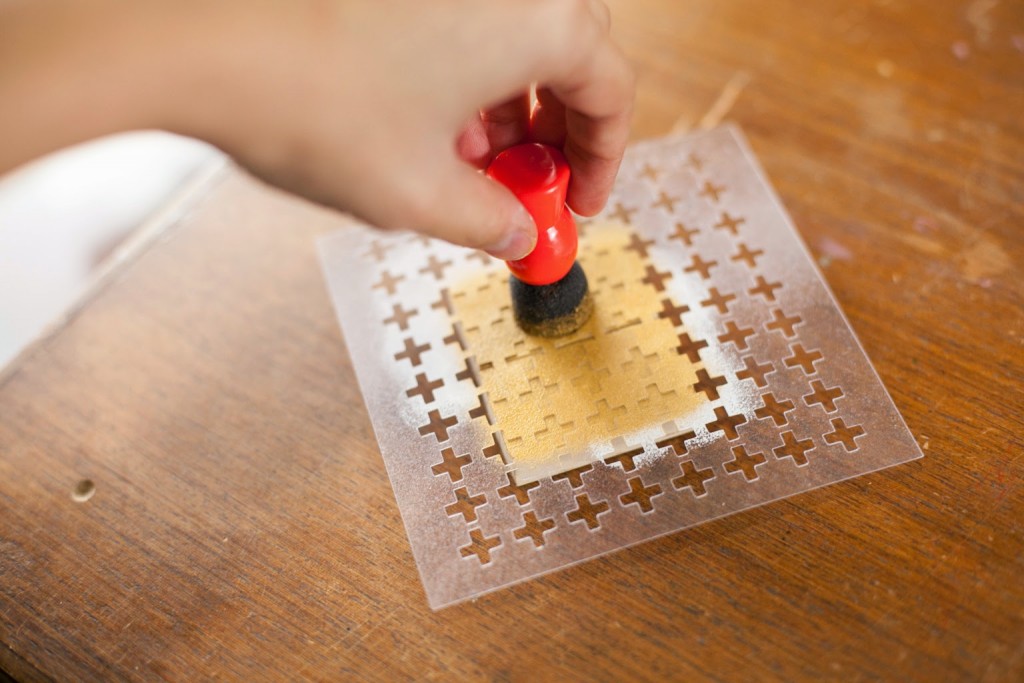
317 125 923 609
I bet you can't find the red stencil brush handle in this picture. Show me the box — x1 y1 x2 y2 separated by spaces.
486 143 578 286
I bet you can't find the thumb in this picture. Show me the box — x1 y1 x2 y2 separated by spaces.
412 161 537 261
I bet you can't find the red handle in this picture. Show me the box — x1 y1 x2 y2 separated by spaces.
487 143 578 286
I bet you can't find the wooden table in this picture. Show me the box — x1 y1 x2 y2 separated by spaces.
2 1 1021 680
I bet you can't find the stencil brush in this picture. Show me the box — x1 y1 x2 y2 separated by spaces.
487 144 593 338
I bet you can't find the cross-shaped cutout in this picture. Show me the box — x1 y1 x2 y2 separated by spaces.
684 253 718 279
431 446 472 482
372 269 405 296
566 494 610 530
468 393 494 424
675 332 709 362
489 303 511 330
701 287 737 314
419 254 453 280
394 337 430 366
653 191 681 213
824 418 866 451
535 413 575 439
621 346 659 378
570 359 612 390
685 152 704 172
443 322 468 351
497 472 539 505
706 406 747 440
445 487 487 522
641 265 672 292
406 372 444 404
482 432 510 462
620 476 663 513
669 221 699 246
774 430 815 466
717 321 756 350
765 309 803 338
656 430 697 457
519 374 555 398
465 250 491 266
604 446 644 472
692 368 727 400
699 180 725 202
672 460 714 496
608 201 636 224
418 409 458 442
552 464 594 489
383 303 417 330
737 356 775 387
586 398 627 425
363 239 394 262
784 344 824 375
505 338 543 364
637 382 677 408
755 392 795 426
640 162 661 181
455 356 481 386
513 512 556 547
430 288 454 315
625 232 655 258
657 298 690 327
749 275 783 302
804 380 843 412
731 243 764 268
714 212 745 236
724 445 767 481
459 529 501 564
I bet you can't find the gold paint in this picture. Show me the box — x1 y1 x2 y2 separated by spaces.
452 223 709 483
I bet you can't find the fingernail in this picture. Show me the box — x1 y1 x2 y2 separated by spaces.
485 207 537 261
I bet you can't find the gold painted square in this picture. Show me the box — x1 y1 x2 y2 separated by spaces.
452 222 708 483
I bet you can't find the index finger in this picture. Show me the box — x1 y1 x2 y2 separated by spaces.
535 4 634 215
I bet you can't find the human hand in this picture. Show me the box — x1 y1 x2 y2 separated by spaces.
174 0 635 259
0 0 633 260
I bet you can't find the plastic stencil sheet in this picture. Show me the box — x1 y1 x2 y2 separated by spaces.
317 125 923 609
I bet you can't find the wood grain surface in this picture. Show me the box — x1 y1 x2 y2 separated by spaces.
1 0 1022 680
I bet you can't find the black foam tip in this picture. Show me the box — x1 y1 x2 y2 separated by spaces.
510 262 592 337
